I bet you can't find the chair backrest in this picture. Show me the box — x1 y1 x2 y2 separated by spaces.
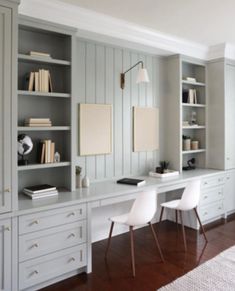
177 180 201 211
127 190 157 226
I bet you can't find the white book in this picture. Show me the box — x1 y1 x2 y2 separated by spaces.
35 72 39 91
23 190 58 199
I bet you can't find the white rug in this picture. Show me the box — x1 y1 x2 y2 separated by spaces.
158 245 235 291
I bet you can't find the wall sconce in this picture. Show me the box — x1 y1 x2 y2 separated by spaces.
120 61 149 89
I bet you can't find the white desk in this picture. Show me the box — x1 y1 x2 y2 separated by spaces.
17 168 225 278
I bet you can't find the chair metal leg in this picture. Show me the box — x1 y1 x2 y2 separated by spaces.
194 208 208 242
175 210 178 225
149 222 164 262
130 226 136 277
179 210 187 251
159 207 164 222
105 221 114 258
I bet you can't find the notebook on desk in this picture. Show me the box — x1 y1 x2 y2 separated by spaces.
116 178 146 186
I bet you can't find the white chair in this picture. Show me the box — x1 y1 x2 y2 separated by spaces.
159 180 208 251
105 190 164 277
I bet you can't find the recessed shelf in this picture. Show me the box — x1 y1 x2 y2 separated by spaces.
182 103 206 108
18 126 71 131
18 90 70 98
18 162 71 171
182 126 206 129
18 54 71 66
182 80 205 86
182 149 206 154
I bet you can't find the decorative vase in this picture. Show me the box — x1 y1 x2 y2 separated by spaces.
191 140 199 150
183 139 191 151
76 174 82 188
82 175 90 188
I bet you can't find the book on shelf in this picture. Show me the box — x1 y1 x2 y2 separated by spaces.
23 184 56 194
24 118 52 127
25 69 53 93
29 51 51 58
23 190 58 199
38 140 55 164
117 178 146 186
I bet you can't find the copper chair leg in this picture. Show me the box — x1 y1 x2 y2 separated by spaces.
175 210 179 232
130 226 135 277
159 207 164 222
179 210 187 251
149 222 164 262
105 221 114 258
194 208 208 242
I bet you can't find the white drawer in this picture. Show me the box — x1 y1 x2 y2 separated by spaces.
200 186 224 206
201 174 225 189
199 201 224 222
19 244 86 290
19 220 86 262
19 204 86 235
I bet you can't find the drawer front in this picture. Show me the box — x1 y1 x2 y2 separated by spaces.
19 220 86 262
201 174 225 189
19 204 86 234
200 187 224 206
199 201 224 222
19 244 87 290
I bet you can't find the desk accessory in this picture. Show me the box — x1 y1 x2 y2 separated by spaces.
82 175 90 188
117 178 146 186
149 170 179 178
183 158 196 170
183 135 191 151
76 166 82 188
23 184 58 199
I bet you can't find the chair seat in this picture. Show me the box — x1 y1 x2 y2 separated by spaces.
161 199 181 209
110 213 129 224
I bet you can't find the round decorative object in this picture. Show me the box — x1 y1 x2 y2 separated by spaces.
18 134 33 165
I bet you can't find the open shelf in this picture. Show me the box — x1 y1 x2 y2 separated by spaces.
18 161 71 171
182 80 205 86
18 54 71 66
182 125 206 129
18 90 70 98
182 103 206 108
18 126 71 131
182 149 206 155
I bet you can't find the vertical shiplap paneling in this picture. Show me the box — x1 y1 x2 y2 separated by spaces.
76 40 160 181
123 51 131 175
95 45 105 179
76 41 86 173
113 48 123 177
85 42 96 179
138 53 147 174
146 55 154 171
105 47 114 178
130 52 139 175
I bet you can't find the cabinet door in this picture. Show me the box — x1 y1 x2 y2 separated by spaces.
0 6 12 213
225 64 235 169
0 219 11 291
225 170 235 214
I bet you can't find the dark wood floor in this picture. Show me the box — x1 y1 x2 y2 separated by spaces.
42 216 235 291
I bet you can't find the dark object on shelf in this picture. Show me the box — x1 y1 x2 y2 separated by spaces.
182 90 188 103
17 134 33 166
117 178 146 187
183 158 196 171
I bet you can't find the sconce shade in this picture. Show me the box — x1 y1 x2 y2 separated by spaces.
136 68 150 84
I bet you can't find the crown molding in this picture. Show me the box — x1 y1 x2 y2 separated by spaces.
19 0 235 61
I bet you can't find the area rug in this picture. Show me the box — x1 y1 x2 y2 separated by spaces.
158 245 235 290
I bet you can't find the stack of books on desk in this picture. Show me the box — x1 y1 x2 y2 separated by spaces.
23 184 58 199
25 118 52 127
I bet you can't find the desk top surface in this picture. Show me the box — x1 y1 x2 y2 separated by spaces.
16 168 225 215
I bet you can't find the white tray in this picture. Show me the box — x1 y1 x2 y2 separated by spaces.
149 170 179 178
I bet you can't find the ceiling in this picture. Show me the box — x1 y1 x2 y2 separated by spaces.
58 0 235 46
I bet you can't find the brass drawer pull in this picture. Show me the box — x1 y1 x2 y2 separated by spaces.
68 233 75 238
30 270 38 276
79 209 82 215
69 257 75 263
4 226 10 231
4 188 10 193
31 220 39 225
80 226 82 238
68 212 75 217
80 250 83 261
30 243 39 249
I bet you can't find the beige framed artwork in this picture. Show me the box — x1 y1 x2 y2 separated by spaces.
133 106 159 152
79 104 112 156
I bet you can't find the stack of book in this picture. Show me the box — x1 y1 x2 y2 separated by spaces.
23 184 58 199
29 51 51 58
26 69 53 92
38 140 55 164
24 118 52 127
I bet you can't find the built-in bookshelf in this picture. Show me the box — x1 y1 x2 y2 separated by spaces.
17 16 75 196
181 59 206 170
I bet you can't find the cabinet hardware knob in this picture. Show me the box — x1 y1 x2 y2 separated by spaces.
68 233 75 238
32 220 39 225
204 196 208 199
79 209 82 215
227 177 230 180
31 270 38 276
204 212 208 215
68 212 75 217
4 226 10 231
69 257 75 263
4 188 10 193
204 182 208 185
31 243 39 248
